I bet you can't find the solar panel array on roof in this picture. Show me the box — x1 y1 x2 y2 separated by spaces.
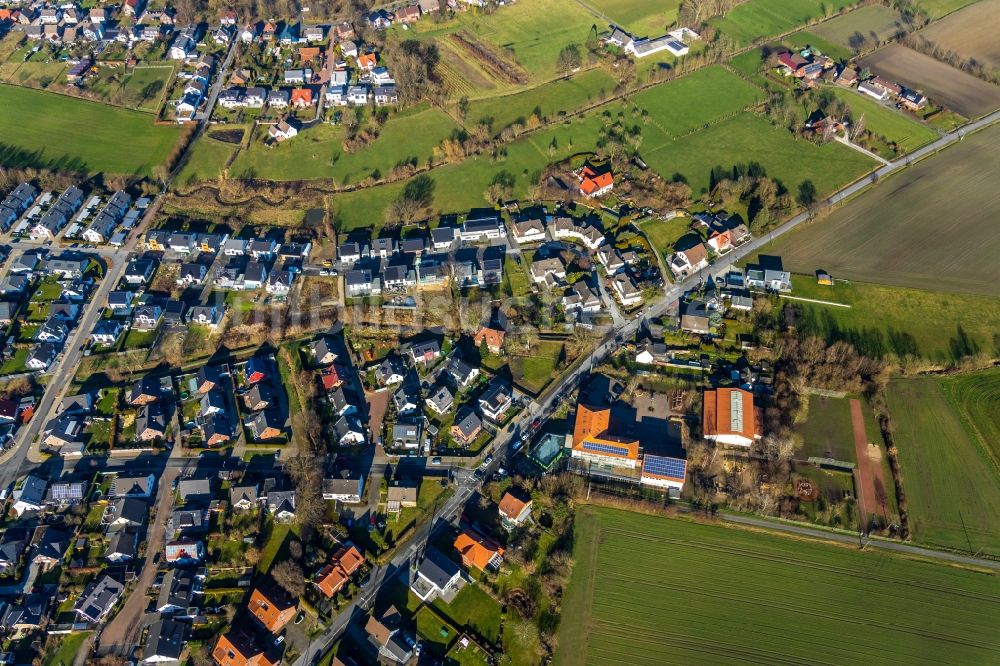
643 455 687 480
582 441 630 457
730 389 743 434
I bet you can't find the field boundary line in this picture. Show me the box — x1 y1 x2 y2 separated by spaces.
778 294 851 307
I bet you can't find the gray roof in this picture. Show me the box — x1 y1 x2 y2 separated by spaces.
75 574 125 622
417 546 461 590
144 618 188 661
112 497 147 526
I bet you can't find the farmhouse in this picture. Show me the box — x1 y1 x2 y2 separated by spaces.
703 387 761 447
577 163 614 198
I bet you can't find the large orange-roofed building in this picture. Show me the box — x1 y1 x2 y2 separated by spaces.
703 387 761 447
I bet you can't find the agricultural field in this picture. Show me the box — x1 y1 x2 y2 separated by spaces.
460 67 617 130
641 112 876 197
783 277 1000 361
629 66 765 139
828 87 939 156
557 506 1000 665
768 122 1000 297
781 30 853 61
0 83 182 175
888 376 1000 556
942 368 1000 466
860 44 1000 118
709 0 856 46
913 0 1000 76
230 105 461 184
590 0 683 36
808 5 906 52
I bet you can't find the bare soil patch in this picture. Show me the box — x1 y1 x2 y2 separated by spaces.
859 44 1000 117
850 398 888 523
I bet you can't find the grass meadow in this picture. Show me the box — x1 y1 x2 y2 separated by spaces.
642 112 876 196
767 122 1000 296
557 506 1000 665
709 0 856 46
230 105 461 184
0 83 182 175
913 0 981 19
590 0 683 35
177 135 238 184
797 394 857 462
779 277 1000 361
888 376 1000 556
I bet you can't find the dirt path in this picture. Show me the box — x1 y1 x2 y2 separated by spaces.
850 399 885 526
97 453 185 656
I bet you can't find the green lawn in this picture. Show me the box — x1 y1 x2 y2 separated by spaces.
415 605 460 655
782 30 853 61
123 327 158 350
257 522 301 573
710 0 857 45
230 105 461 184
87 65 175 113
177 134 238 184
642 112 876 196
512 340 564 394
796 394 857 463
0 84 182 175
888 376 1000 556
462 67 617 131
590 0 683 35
42 632 90 666
504 256 532 298
630 66 765 141
0 347 29 375
639 214 692 263
782 277 1000 362
432 584 503 643
829 87 938 155
557 506 1000 665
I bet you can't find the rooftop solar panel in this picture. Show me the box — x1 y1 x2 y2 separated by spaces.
643 455 687 479
582 441 630 457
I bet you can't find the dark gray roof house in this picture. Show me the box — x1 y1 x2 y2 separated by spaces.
74 574 125 623
144 618 188 663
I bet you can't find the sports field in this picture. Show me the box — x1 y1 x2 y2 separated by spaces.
642 113 876 197
630 66 765 139
557 506 1000 665
914 0 1000 74
230 106 461 184
809 5 905 51
860 44 1000 118
0 83 182 175
709 0 856 46
770 122 1000 296
888 376 1000 556
590 0 682 36
780 277 1000 362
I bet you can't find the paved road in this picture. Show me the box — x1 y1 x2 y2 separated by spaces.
721 513 1000 571
196 38 239 123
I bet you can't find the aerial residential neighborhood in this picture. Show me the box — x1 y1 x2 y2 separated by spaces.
0 0 998 663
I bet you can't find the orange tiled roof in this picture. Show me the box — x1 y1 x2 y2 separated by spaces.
454 530 503 571
580 171 613 195
290 88 312 104
474 327 505 351
572 403 639 459
498 492 530 521
248 587 295 633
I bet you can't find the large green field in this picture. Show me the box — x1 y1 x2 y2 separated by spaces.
557 506 1000 665
797 393 857 462
709 0 856 46
0 84 182 175
829 87 939 155
888 376 1000 556
630 66 765 139
230 105 461 184
913 0 981 19
642 112 876 196
781 277 1000 361
177 135 237 184
769 122 1000 296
